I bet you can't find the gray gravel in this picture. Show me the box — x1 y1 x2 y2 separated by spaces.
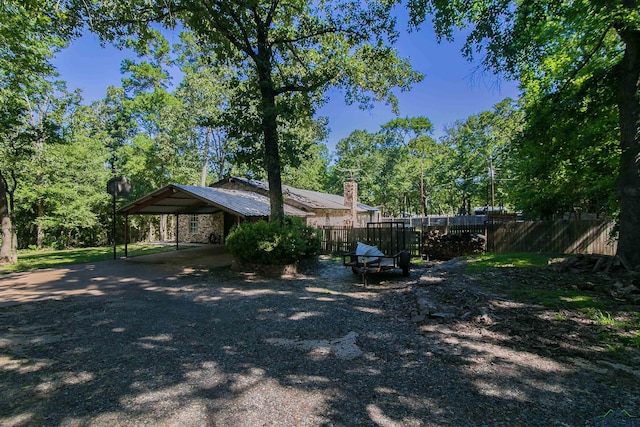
0 256 638 426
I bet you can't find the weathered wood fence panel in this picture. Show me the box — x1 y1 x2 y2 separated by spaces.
486 220 617 255
320 220 616 257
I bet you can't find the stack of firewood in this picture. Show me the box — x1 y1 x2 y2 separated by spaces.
422 230 485 260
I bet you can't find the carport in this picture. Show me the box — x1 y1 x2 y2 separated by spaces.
117 184 313 256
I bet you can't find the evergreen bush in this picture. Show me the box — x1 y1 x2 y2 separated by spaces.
225 217 320 265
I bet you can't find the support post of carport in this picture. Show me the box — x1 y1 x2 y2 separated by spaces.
112 191 117 260
124 215 129 257
175 214 179 250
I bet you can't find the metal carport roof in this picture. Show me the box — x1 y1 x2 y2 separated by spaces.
117 184 313 218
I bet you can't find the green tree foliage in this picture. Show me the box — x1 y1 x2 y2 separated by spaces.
440 98 522 215
281 138 331 192
88 34 206 243
0 1 78 263
380 116 437 216
174 32 240 185
118 33 202 197
10 81 108 249
81 0 422 223
329 129 403 215
328 105 522 218
16 104 112 248
92 86 135 176
413 136 457 216
514 73 620 219
329 116 450 216
409 0 640 266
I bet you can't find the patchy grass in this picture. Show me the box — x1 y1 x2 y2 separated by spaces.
588 309 640 356
512 285 640 358
510 287 608 310
464 252 558 271
0 243 179 275
553 312 566 321
459 252 640 361
507 284 639 360
587 308 627 327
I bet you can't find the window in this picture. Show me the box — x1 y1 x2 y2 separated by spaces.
189 214 199 234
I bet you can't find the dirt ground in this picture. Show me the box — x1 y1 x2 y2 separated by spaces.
0 247 639 426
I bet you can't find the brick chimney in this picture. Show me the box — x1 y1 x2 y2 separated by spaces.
343 179 358 227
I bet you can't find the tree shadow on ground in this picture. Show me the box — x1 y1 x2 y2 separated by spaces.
0 259 637 426
413 264 640 426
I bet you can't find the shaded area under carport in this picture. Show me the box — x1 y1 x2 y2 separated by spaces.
126 244 233 270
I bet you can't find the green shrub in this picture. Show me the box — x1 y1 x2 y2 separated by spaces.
225 218 321 265
285 217 321 256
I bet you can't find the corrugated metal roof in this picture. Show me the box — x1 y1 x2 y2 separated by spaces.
220 177 379 212
117 184 313 218
284 185 378 212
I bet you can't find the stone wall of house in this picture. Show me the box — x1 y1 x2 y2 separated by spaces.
306 208 349 228
306 209 380 228
176 213 224 243
157 209 380 243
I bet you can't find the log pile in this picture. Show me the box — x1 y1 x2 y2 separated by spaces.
422 230 485 260
548 253 634 274
547 254 640 304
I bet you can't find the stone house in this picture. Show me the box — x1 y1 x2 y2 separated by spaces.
211 177 380 228
119 178 379 244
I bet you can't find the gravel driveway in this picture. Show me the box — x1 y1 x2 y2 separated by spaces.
0 248 638 426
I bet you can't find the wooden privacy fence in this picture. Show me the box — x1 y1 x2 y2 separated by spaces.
319 226 422 257
486 219 617 255
322 219 617 257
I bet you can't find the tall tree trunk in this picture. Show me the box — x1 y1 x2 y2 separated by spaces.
31 99 47 249
616 27 640 269
256 31 285 223
36 199 44 248
420 159 425 217
148 219 154 242
213 131 227 181
160 214 167 241
0 171 17 265
262 95 285 223
200 128 211 187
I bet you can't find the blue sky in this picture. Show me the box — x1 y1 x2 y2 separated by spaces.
52 20 520 152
